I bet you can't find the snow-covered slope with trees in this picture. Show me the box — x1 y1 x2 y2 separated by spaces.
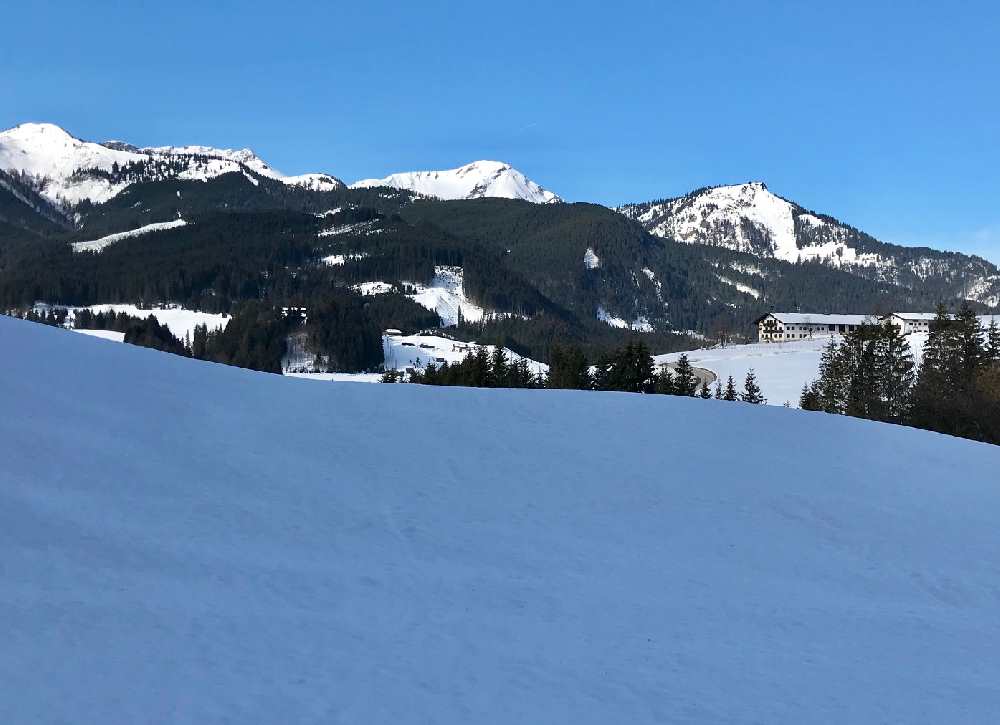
0 123 150 205
3 315 1000 723
144 144 344 191
351 160 560 203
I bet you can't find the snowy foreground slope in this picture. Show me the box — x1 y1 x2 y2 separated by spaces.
2 317 1000 724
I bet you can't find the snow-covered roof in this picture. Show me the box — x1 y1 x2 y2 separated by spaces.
889 313 939 321
760 313 872 325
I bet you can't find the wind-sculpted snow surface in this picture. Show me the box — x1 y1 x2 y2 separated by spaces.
1 315 999 724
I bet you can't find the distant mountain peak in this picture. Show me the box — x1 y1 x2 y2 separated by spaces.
620 183 1000 307
0 122 345 205
350 160 561 203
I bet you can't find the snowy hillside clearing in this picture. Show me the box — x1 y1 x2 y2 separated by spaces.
76 304 230 342
354 266 486 327
70 219 188 253
3 315 1000 723
597 305 653 332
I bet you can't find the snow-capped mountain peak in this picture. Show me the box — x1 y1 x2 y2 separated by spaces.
622 181 801 261
620 182 1000 306
0 122 345 206
350 160 561 203
0 122 148 205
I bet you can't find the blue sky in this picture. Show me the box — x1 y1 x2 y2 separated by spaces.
3 1 998 260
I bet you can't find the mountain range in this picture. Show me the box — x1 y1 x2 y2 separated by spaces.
1 121 996 372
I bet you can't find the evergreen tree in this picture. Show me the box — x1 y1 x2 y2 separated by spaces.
547 343 590 389
985 318 1000 363
877 321 915 423
698 380 712 399
815 337 847 413
673 354 698 396
911 304 956 429
722 376 738 401
799 382 821 411
714 381 722 399
845 340 880 419
653 367 675 395
489 346 509 388
741 369 765 404
952 302 985 390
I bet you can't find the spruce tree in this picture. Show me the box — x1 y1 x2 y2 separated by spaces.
547 343 590 389
799 382 821 411
911 303 956 430
699 380 712 399
846 341 879 419
673 354 697 396
953 302 985 390
815 337 847 413
877 321 915 423
489 346 509 388
986 319 1000 363
654 367 675 395
741 369 766 404
723 376 738 401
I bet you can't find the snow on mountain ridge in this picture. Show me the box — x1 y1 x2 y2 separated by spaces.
0 123 149 205
0 122 344 205
351 160 561 203
627 181 801 262
621 182 1000 306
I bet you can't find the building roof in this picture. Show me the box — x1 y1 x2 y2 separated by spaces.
757 313 872 325
890 313 939 321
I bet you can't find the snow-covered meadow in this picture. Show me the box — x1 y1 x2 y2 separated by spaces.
656 334 929 407
2 315 1000 723
74 304 230 342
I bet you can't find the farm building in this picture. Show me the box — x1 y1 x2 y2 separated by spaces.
756 313 871 342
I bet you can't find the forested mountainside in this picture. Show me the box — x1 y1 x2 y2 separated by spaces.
621 182 1000 307
1 122 995 376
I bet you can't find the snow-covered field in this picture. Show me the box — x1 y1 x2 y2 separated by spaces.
78 304 230 342
288 331 546 382
657 334 929 407
3 315 1000 723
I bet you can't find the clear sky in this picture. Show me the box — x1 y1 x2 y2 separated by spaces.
3 1 998 260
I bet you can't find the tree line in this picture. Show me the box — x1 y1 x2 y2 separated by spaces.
391 338 767 403
800 304 1000 444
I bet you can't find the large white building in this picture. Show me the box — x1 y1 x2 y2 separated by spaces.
758 311 1000 342
884 313 936 335
755 313 871 342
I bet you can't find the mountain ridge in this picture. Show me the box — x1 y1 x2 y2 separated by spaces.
620 181 1000 307
350 160 561 203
